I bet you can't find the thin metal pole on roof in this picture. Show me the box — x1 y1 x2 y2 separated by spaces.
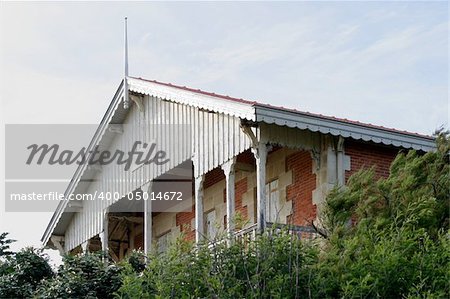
124 17 129 109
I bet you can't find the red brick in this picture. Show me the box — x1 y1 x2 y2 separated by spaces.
176 206 195 241
234 177 248 224
286 151 317 226
345 140 398 182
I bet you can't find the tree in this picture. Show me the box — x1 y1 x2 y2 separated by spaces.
0 232 15 257
35 252 122 298
311 131 449 298
0 247 53 298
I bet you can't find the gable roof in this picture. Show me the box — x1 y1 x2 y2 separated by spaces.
130 77 435 151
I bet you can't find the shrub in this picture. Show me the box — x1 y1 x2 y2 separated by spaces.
0 232 15 257
35 252 122 298
116 231 319 299
311 131 450 298
0 247 53 298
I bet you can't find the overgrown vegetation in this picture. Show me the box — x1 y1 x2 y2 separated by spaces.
0 232 15 257
35 252 122 298
0 247 53 298
0 132 448 298
116 231 319 298
312 131 450 298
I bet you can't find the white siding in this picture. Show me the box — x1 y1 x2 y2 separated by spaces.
64 95 251 251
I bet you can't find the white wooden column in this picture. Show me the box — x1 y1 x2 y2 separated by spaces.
336 136 345 186
252 143 268 233
143 183 153 255
195 175 205 243
81 240 90 253
221 158 236 239
100 208 109 260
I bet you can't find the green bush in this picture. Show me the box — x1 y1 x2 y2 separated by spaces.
0 232 15 257
116 232 319 299
311 131 450 298
0 247 53 298
35 252 122 299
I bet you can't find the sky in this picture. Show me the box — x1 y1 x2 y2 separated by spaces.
0 2 448 262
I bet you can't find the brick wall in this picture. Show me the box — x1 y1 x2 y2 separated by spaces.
145 141 399 246
175 167 226 242
234 177 249 226
175 178 251 242
286 151 317 226
176 208 195 241
236 149 255 164
174 149 318 238
173 140 399 242
345 140 398 182
204 167 225 189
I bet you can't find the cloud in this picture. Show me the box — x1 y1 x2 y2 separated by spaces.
153 5 447 135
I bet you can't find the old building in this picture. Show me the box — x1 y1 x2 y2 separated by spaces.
41 77 435 259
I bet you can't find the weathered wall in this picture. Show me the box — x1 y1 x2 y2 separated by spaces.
286 151 317 226
63 93 252 251
152 147 319 244
345 140 398 182
137 139 400 248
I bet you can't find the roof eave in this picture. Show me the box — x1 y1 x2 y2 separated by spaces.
255 105 435 151
128 77 256 121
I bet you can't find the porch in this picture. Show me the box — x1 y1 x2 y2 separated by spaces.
72 144 322 259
